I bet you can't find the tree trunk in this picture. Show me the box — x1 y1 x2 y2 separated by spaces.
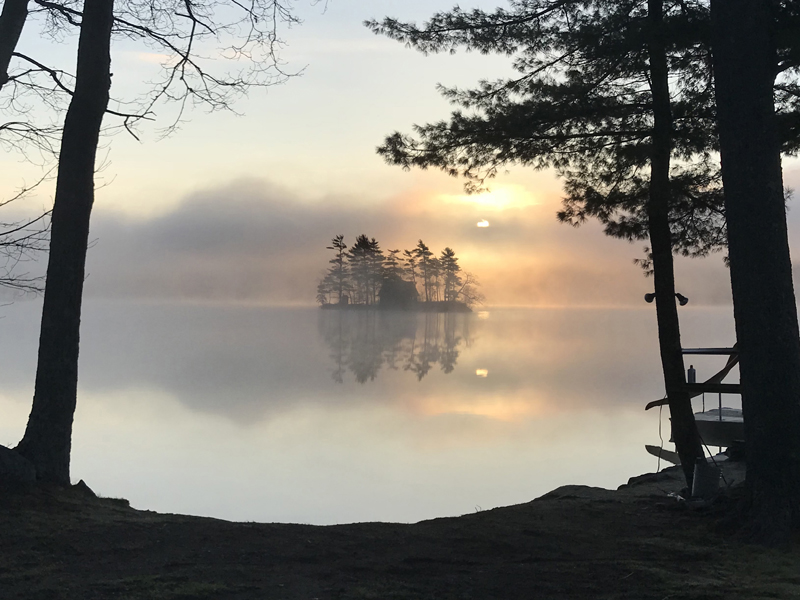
712 0 800 543
14 0 114 484
647 0 704 488
0 0 29 89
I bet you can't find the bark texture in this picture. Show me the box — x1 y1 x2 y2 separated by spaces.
712 0 800 543
647 0 704 487
0 0 29 89
15 0 114 484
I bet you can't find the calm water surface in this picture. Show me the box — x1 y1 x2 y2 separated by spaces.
0 301 738 524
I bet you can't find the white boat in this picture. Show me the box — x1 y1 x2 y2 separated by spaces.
694 407 744 448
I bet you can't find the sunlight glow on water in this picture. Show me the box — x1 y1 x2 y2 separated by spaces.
0 301 739 524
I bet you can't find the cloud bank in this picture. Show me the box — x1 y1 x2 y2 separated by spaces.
82 178 737 307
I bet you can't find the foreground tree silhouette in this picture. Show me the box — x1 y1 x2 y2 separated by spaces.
644 0 706 486
13 0 113 483
1 0 307 484
711 0 800 543
367 0 723 484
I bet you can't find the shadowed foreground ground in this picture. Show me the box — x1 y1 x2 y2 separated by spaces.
1 465 799 600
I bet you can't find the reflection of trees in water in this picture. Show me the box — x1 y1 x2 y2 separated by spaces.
318 310 472 383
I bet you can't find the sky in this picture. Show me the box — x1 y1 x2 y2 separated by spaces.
3 0 800 307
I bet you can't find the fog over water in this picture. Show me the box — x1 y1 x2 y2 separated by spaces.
0 300 739 524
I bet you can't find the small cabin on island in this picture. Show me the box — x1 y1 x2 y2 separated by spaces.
379 279 419 309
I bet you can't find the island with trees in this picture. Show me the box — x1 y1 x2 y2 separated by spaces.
316 235 483 312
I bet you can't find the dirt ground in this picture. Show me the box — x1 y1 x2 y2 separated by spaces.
1 463 799 600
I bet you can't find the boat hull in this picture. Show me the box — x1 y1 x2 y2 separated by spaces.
694 408 744 448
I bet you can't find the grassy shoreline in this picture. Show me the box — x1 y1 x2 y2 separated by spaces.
2 461 799 599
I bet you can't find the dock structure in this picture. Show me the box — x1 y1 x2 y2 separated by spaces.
645 346 744 448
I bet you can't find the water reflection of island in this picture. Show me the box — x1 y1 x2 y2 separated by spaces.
318 310 473 384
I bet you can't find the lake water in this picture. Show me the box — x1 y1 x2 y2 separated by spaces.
0 301 739 524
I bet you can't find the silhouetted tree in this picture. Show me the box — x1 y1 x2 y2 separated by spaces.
0 0 26 89
367 237 385 304
429 256 443 301
414 240 435 302
367 0 728 483
439 247 462 302
402 248 418 288
0 3 55 296
348 235 374 305
455 271 485 307
711 0 800 543
14 0 114 484
384 248 404 281
0 0 63 159
3 0 308 484
326 234 350 304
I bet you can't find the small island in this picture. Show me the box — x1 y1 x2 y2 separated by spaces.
317 235 482 312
